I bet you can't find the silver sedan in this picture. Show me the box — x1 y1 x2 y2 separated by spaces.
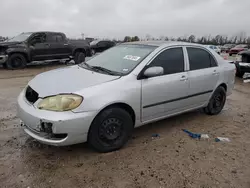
17 41 236 152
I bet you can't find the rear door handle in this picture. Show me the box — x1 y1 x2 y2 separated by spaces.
180 75 188 81
212 70 219 75
64 44 69 46
45 44 50 47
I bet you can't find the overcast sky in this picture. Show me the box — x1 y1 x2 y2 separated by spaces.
1 0 250 39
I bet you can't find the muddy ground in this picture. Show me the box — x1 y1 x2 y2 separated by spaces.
0 63 250 188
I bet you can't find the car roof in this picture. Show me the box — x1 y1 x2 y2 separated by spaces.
23 31 65 35
122 40 203 48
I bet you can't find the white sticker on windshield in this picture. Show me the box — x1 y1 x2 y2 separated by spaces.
122 68 129 72
123 55 141 61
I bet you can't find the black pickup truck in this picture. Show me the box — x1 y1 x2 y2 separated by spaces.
0 31 91 69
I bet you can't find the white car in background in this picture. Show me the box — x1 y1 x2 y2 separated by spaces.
206 45 221 54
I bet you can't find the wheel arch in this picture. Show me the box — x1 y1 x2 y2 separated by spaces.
8 52 30 63
91 102 136 127
218 83 227 91
73 48 86 56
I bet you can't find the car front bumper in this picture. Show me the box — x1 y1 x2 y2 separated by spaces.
17 90 97 146
0 55 8 64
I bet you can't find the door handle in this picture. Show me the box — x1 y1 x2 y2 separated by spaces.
64 44 69 46
45 44 50 47
180 75 188 81
212 70 219 75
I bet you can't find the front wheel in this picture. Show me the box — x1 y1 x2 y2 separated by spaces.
6 53 27 69
88 108 134 153
204 86 226 115
74 52 85 64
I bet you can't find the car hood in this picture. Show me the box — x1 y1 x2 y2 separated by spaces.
28 65 120 97
0 41 22 47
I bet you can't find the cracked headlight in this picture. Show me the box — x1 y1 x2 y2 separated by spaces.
38 94 83 112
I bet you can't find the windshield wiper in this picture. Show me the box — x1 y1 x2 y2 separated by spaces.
91 66 121 76
79 63 122 76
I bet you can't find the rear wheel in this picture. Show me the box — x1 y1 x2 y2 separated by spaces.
2 63 7 69
6 53 26 69
88 107 134 153
204 86 226 115
74 52 85 64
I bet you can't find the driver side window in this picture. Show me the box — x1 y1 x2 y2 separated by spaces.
149 47 185 75
30 33 46 45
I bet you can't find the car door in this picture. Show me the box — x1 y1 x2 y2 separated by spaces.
46 33 71 59
185 47 220 108
29 33 51 61
141 47 189 122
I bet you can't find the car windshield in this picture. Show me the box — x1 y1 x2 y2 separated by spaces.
8 33 32 42
80 44 157 75
90 40 100 45
235 45 247 48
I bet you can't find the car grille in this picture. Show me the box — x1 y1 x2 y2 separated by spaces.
25 86 39 104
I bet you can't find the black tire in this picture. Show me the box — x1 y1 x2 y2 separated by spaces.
204 86 226 115
2 63 7 69
74 52 85 64
88 107 134 153
236 69 245 78
6 53 26 69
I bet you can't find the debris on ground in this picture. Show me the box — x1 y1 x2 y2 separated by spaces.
182 129 208 139
215 137 231 142
151 133 160 138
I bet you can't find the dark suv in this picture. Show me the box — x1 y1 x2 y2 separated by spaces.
90 40 116 55
0 31 91 69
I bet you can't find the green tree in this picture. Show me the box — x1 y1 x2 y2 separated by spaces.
123 36 131 42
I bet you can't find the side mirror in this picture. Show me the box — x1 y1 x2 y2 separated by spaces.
143 66 164 78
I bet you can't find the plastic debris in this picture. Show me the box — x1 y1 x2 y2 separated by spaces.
182 129 209 140
215 137 230 142
200 134 210 139
243 79 250 83
151 133 160 138
182 129 201 139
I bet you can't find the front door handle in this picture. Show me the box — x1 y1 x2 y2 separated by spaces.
180 75 188 81
45 44 50 47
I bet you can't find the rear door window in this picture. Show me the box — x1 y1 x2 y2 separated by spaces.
187 47 217 70
47 33 64 43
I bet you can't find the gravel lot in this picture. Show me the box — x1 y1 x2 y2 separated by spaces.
0 62 250 188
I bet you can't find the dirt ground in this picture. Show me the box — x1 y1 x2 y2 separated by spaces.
0 63 250 188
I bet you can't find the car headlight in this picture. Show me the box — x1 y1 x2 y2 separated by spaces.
38 94 83 112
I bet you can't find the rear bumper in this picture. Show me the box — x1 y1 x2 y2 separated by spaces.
0 55 8 64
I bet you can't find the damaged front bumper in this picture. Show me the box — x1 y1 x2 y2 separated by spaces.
17 90 97 146
0 55 8 64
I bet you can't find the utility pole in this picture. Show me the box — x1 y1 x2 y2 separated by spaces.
81 33 84 40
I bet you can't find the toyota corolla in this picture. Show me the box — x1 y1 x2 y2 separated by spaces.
17 41 235 152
